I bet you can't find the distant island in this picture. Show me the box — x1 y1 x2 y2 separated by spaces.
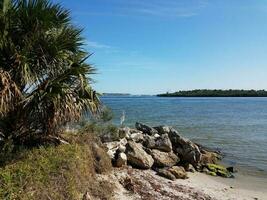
157 89 267 97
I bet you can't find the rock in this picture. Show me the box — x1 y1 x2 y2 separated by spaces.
105 141 120 159
156 169 176 180
125 141 154 169
143 135 156 148
130 132 144 143
200 150 220 164
206 164 233 178
120 138 128 146
154 126 171 135
168 128 201 167
105 138 127 159
119 127 131 138
135 122 158 135
118 144 126 153
150 149 179 168
143 134 172 152
82 191 92 200
202 167 209 173
207 171 217 176
226 166 237 173
155 133 172 152
168 166 188 179
184 163 196 173
115 152 127 167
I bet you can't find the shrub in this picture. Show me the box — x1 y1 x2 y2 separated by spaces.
0 131 113 200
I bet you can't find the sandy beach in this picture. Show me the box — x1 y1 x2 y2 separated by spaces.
180 172 267 200
112 167 267 200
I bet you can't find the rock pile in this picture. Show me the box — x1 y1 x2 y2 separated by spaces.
105 122 233 180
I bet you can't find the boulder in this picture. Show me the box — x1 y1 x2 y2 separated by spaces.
150 149 179 168
154 125 171 135
130 132 144 143
143 135 156 149
143 134 172 152
155 133 172 152
200 150 220 164
156 169 176 181
226 166 237 173
168 128 201 167
183 163 196 173
105 141 120 159
135 122 158 135
206 164 233 178
118 127 131 138
105 138 127 159
168 166 188 179
125 141 154 169
115 152 127 167
118 144 126 153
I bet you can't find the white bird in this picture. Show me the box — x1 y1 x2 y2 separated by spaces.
120 111 125 126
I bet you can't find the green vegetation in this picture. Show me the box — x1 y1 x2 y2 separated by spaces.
158 89 267 97
0 0 100 145
0 129 113 200
0 1 115 199
81 107 122 142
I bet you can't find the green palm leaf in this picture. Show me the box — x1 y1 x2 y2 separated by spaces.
0 0 101 142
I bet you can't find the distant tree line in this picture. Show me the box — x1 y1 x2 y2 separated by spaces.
157 89 267 97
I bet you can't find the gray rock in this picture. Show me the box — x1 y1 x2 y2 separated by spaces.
155 133 172 152
154 125 171 135
156 169 176 181
135 122 158 135
150 149 179 168
143 135 156 149
105 138 127 159
202 167 209 173
118 144 126 153
143 134 172 152
119 127 131 138
168 128 201 167
105 141 120 159
125 141 154 169
184 163 196 173
130 132 144 143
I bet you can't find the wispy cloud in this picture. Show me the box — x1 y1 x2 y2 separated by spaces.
86 41 112 49
75 0 209 18
126 0 208 18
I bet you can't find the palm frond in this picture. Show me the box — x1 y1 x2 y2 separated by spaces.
0 0 101 141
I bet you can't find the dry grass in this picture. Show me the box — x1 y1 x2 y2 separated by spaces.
0 131 113 200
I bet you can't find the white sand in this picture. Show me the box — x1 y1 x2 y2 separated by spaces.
176 172 267 200
112 168 267 200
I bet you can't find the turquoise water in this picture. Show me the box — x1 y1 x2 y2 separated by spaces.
101 96 267 177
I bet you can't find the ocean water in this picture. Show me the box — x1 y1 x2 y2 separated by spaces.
101 96 267 178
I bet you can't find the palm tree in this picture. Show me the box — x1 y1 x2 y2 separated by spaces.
0 0 100 144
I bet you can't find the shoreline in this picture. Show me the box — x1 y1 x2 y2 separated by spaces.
113 167 267 200
183 172 267 200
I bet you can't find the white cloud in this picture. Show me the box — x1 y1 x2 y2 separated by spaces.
86 41 112 49
75 0 209 18
127 0 208 18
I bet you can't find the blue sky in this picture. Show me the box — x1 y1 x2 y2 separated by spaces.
56 0 267 94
